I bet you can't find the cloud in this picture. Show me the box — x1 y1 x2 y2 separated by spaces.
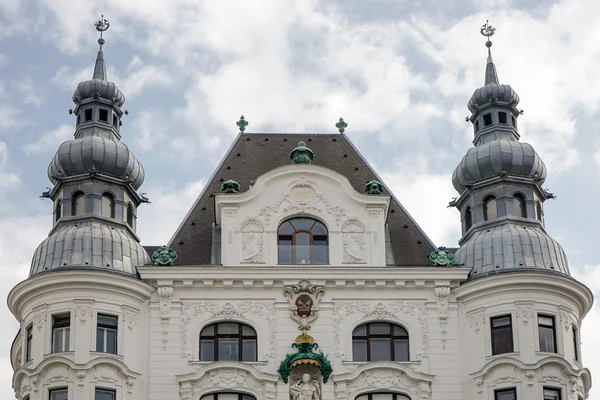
129 110 168 152
0 140 20 191
13 77 42 107
23 124 72 155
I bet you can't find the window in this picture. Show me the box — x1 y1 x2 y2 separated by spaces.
536 202 544 223
356 394 410 400
491 315 513 355
52 314 70 353
544 388 561 400
513 194 526 218
126 204 134 227
494 388 516 400
498 111 508 124
95 388 116 400
475 120 480 133
96 314 118 354
278 218 328 265
25 325 33 362
352 322 409 362
200 394 256 400
99 109 108 122
101 193 115 218
484 196 498 221
465 207 472 230
200 322 257 362
84 108 93 121
511 115 517 127
573 325 579 362
538 315 557 353
483 113 493 126
72 192 85 216
77 115 80 126
55 202 61 223
112 114 118 127
49 388 68 400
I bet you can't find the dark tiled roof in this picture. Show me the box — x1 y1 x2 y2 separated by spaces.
143 246 160 258
166 133 436 265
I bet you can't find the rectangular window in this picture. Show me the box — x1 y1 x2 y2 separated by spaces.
475 120 480 132
96 314 118 354
491 315 513 355
95 388 116 400
52 314 70 353
539 315 557 353
25 325 33 362
483 113 493 126
278 236 293 264
99 109 108 122
76 115 80 126
84 108 93 121
498 111 508 124
49 388 68 400
573 326 579 361
511 115 517 127
112 114 118 127
494 388 516 400
544 388 561 400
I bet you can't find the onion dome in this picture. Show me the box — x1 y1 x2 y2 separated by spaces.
454 224 569 279
452 139 546 192
48 136 145 189
29 221 152 276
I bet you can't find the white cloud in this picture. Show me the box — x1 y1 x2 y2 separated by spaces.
23 124 72 155
0 140 20 191
13 77 42 107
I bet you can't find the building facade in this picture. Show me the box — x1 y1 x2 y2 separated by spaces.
7 20 593 400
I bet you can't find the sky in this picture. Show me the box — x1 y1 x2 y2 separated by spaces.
0 0 599 398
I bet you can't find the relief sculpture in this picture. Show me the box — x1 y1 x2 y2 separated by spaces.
241 219 264 263
342 219 366 263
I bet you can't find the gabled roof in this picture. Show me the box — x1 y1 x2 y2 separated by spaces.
165 133 436 266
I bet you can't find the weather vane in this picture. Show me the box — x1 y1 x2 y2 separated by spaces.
94 15 110 50
480 20 496 51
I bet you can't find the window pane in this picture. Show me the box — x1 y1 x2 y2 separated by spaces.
218 338 239 361
312 222 327 234
101 195 114 218
314 238 328 264
96 327 105 352
278 222 294 234
353 325 366 336
495 389 516 400
242 339 257 361
492 326 513 354
394 339 409 361
201 325 214 336
106 329 117 354
492 316 511 328
539 326 556 353
242 325 256 336
95 388 116 400
218 395 238 400
370 338 392 361
539 316 554 326
290 218 315 230
241 396 257 400
98 314 118 327
394 325 408 336
352 339 367 361
218 322 238 334
369 323 390 334
372 395 395 400
544 388 561 400
295 232 311 264
498 112 507 124
99 109 108 122
513 196 525 218
49 388 68 400
200 340 214 361
278 237 292 264
485 197 498 220
483 113 492 126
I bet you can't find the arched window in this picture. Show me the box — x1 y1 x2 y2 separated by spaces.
126 203 134 227
352 322 409 362
101 193 115 218
72 192 85 216
513 194 526 218
356 394 410 400
278 218 328 265
483 196 497 221
200 322 257 362
465 206 472 231
55 201 62 223
200 394 256 400
536 201 544 223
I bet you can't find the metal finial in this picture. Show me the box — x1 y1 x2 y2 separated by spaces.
480 20 496 51
335 117 348 134
236 115 248 133
94 15 110 50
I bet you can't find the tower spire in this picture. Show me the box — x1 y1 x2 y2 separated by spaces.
92 15 110 80
480 20 499 85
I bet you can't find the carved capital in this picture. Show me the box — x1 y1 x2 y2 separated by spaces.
469 309 485 334
158 286 174 349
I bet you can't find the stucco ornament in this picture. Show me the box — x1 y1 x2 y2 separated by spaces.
152 245 177 266
365 180 383 195
290 373 321 400
278 332 333 384
241 219 264 263
221 179 241 193
290 141 314 164
342 219 366 263
284 279 325 330
428 247 454 266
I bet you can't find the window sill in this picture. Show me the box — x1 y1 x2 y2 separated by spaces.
189 360 268 366
90 351 123 359
535 351 561 356
485 352 521 360
342 360 421 366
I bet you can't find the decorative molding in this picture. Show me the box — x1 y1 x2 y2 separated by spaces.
180 301 276 360
122 307 138 333
222 207 238 217
33 310 47 332
469 310 485 334
341 219 366 264
158 286 174 350
240 219 264 263
333 301 429 361
434 287 451 350
366 207 382 218
515 305 533 326
559 307 574 332
74 306 93 326
283 279 325 330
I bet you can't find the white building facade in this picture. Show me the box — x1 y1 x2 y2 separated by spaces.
7 20 593 400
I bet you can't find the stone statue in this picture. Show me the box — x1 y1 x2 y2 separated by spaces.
290 373 320 400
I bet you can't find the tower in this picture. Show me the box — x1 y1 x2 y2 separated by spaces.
453 22 592 400
8 17 152 400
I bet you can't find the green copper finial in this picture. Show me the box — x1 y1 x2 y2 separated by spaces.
278 332 333 384
335 117 348 134
365 180 383 195
429 247 454 266
236 115 248 133
290 141 314 164
221 179 240 193
152 245 177 266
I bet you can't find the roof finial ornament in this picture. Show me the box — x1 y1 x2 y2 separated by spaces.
480 20 499 85
335 117 348 134
236 115 248 133
94 15 110 50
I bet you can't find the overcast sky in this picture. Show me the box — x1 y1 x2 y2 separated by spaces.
0 0 599 398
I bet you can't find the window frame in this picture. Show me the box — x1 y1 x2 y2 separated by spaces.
95 387 116 400
52 313 71 353
72 191 85 216
351 322 410 362
490 315 514 355
483 196 498 221
84 108 93 122
573 325 579 362
99 108 109 122
277 218 328 265
49 387 69 400
513 194 527 218
355 394 410 400
199 322 258 362
464 206 473 231
538 314 557 353
55 201 61 223
126 203 134 227
200 394 257 400
96 314 118 355
483 112 493 126
101 193 116 219
498 111 508 124
494 387 516 400
25 324 33 362
543 387 562 400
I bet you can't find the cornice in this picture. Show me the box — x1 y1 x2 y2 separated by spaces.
138 266 471 288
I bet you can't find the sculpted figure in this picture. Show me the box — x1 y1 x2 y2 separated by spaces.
290 373 320 400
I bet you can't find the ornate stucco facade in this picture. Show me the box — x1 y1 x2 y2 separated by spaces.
7 20 593 400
